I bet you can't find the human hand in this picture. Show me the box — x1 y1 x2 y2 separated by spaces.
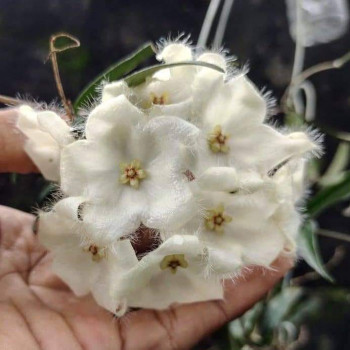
0 109 293 350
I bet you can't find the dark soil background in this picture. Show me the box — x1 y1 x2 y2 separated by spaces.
0 1 349 349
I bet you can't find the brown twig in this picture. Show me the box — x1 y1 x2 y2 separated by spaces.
48 33 80 121
0 94 27 106
0 94 39 109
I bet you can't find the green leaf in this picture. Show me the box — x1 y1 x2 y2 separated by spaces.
228 319 246 347
73 42 155 112
124 61 225 87
37 182 57 203
287 295 322 325
297 221 334 282
284 111 305 128
307 171 350 217
228 302 265 347
319 142 350 187
260 288 303 334
10 173 18 185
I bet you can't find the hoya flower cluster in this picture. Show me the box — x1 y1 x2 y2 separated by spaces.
17 41 321 314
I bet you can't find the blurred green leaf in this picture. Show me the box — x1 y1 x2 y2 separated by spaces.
10 173 18 184
228 302 266 348
319 142 350 187
240 302 265 339
307 171 350 217
229 319 246 347
124 61 225 87
306 158 322 184
260 288 303 334
275 321 299 347
284 111 305 128
73 42 155 112
288 295 323 325
37 182 57 203
298 221 334 282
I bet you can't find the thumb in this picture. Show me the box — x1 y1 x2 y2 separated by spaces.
0 108 38 173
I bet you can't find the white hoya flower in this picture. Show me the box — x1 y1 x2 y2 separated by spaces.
190 69 320 175
268 159 307 253
185 160 306 275
60 95 198 244
102 42 194 119
114 235 223 310
102 44 227 120
161 187 287 276
17 105 74 181
195 166 266 194
35 41 323 312
38 197 137 315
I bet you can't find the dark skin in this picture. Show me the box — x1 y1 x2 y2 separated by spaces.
0 109 293 350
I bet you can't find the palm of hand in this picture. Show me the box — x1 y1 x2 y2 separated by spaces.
0 110 291 349
0 205 290 350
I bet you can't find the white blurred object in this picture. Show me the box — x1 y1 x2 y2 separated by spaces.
286 0 349 46
343 204 350 217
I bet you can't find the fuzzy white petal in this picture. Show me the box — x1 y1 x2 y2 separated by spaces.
52 242 102 296
197 52 227 71
116 235 223 309
85 95 144 141
39 202 136 300
17 106 73 181
38 207 99 295
148 99 193 119
82 197 145 244
101 80 130 103
157 43 193 63
133 76 192 108
197 167 239 192
205 243 242 274
37 111 73 147
24 141 61 181
142 150 197 231
143 116 200 147
92 240 138 314
38 206 77 250
200 126 319 174
60 140 121 197
192 74 266 127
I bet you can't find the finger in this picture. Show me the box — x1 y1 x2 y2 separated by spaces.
117 256 293 350
0 206 46 279
0 109 38 173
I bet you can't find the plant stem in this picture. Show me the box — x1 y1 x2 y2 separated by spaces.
291 0 305 81
317 229 350 243
49 33 80 121
282 50 350 112
0 94 26 106
198 0 222 48
213 0 235 49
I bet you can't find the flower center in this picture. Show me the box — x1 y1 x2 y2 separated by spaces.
119 160 147 189
205 204 232 234
150 92 169 105
207 125 230 153
84 244 106 262
160 254 188 274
